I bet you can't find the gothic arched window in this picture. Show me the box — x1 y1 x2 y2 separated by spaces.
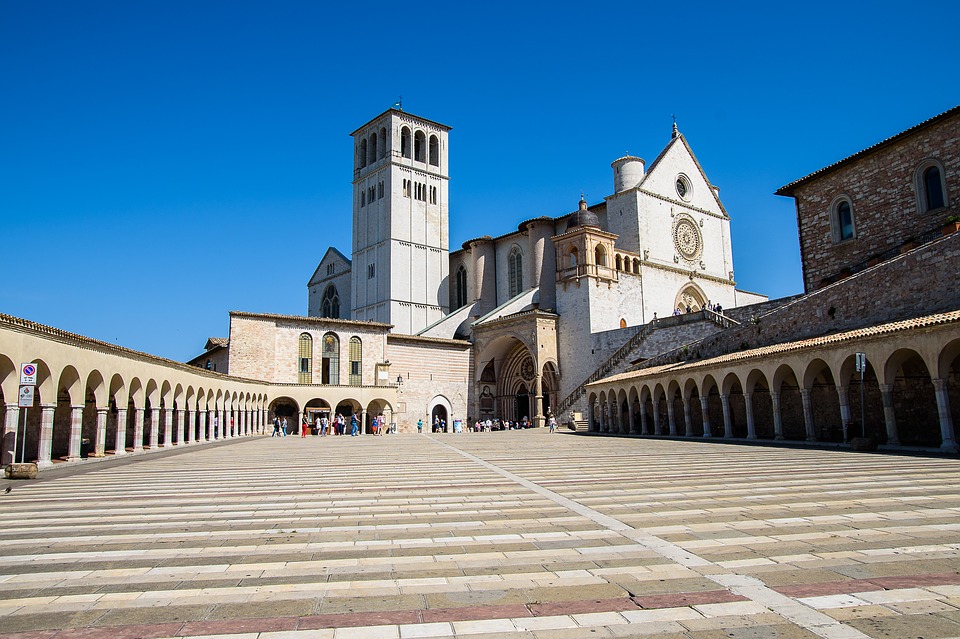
508 246 523 297
368 132 377 165
321 285 340 319
322 333 340 385
298 333 313 384
400 127 411 158
358 139 367 168
414 130 426 162
379 127 387 159
348 337 362 386
455 264 468 309
429 135 439 166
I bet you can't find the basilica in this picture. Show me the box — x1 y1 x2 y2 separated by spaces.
212 107 765 431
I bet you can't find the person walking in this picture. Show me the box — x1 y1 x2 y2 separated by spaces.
272 416 281 437
548 415 557 433
350 413 359 437
301 415 309 438
281 417 288 436
417 419 423 434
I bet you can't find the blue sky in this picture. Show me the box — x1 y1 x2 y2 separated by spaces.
1 1 958 361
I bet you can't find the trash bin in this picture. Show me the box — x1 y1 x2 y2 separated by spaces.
80 438 92 458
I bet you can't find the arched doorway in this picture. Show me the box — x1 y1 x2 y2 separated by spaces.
431 405 448 432
515 383 529 424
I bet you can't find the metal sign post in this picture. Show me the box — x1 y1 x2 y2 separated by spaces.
855 353 867 438
17 363 37 464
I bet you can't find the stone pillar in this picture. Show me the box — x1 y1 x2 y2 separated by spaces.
133 408 145 453
771 392 784 440
359 410 367 435
67 405 84 461
94 408 107 457
163 409 173 447
639 402 649 435
879 384 899 445
187 409 196 444
199 410 207 442
837 385 851 441
744 393 757 440
115 407 128 455
177 409 186 445
683 397 693 437
720 394 732 438
666 400 677 436
628 399 637 435
700 396 712 437
533 374 544 429
653 400 663 435
37 404 56 468
932 379 958 453
149 407 160 448
800 389 816 441
2 404 20 465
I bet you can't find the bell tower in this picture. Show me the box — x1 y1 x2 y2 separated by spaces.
350 108 451 334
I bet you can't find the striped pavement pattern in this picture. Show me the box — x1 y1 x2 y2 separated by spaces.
1 431 959 638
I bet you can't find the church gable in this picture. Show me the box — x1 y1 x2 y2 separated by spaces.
307 247 352 286
640 135 726 216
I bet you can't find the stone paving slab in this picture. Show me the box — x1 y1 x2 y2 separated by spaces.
1 432 960 638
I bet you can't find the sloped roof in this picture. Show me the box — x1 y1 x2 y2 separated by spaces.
589 309 960 387
204 337 229 350
307 247 352 286
776 105 960 196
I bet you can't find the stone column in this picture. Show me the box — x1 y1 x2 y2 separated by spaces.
187 409 196 444
720 394 732 438
836 385 852 441
359 410 367 435
149 407 160 448
744 393 757 440
533 374 544 429
627 400 637 435
666 400 677 436
771 392 784 440
115 407 128 455
177 409 186 445
683 397 693 437
932 379 958 453
37 404 56 468
639 402 649 435
879 384 899 445
700 396 712 437
133 408 145 453
67 405 84 461
800 389 816 441
2 404 20 465
94 408 107 457
199 410 207 442
163 409 174 447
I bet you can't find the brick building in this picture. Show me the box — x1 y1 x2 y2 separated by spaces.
777 105 959 293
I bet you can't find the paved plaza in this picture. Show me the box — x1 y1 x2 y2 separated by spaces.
2 432 960 639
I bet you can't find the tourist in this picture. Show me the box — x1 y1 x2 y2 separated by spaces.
548 415 557 432
301 415 308 438
272 416 281 437
281 416 288 436
417 418 423 434
350 412 359 436
320 415 328 436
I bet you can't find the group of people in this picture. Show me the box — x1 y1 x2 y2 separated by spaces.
666 301 724 317
272 412 389 438
414 414 559 433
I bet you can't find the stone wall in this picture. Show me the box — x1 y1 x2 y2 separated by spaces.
789 112 959 292
387 335 472 432
638 232 960 369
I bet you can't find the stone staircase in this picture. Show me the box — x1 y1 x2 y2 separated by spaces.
556 310 748 429
555 322 659 424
